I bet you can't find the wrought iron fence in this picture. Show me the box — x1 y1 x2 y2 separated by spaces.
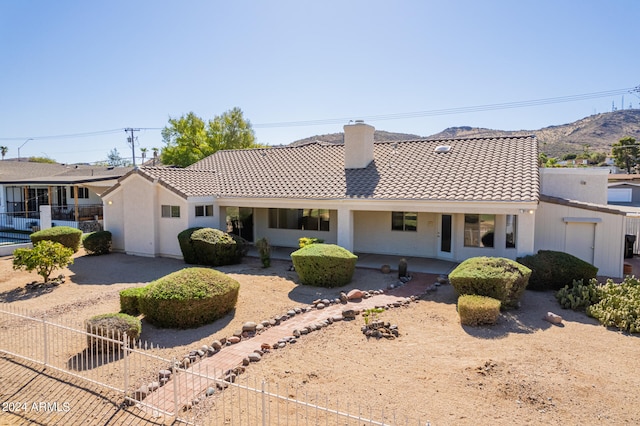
0 304 426 425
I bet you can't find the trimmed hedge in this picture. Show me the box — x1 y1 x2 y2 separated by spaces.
119 286 147 316
178 227 248 266
82 231 112 255
177 227 203 264
138 267 240 329
291 243 357 287
449 257 531 310
517 250 598 291
458 295 501 326
86 313 141 352
31 226 82 252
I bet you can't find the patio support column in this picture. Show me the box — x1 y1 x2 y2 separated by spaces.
517 211 536 256
23 186 29 215
336 207 354 252
73 185 79 221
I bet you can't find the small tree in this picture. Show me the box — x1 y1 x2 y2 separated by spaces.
13 241 74 283
0 146 7 160
612 136 640 173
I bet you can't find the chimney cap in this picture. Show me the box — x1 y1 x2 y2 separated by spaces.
354 119 365 124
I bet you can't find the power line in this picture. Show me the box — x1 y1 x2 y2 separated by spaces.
0 86 637 140
253 87 637 128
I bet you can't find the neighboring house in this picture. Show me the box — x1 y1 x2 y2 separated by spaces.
607 174 640 207
102 121 627 277
0 161 131 232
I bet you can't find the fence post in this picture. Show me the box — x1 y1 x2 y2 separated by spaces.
262 380 266 426
123 332 129 397
173 358 179 415
42 317 48 366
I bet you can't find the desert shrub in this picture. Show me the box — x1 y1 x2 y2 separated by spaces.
82 231 112 255
178 227 247 266
291 243 357 287
30 226 82 252
177 227 204 264
255 237 271 268
119 286 147 315
458 295 501 326
138 267 240 329
12 240 74 283
587 276 640 333
517 250 598 291
86 313 141 352
449 257 531 310
298 237 324 248
556 278 602 311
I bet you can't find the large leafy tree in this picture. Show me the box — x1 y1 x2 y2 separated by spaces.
161 107 258 167
612 136 640 173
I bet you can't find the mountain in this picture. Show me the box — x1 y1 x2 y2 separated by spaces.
291 110 640 158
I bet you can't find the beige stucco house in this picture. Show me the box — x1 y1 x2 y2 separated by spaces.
101 121 627 277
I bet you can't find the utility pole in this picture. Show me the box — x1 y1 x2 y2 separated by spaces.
124 128 140 167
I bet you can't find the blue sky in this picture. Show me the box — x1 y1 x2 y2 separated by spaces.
1 1 638 165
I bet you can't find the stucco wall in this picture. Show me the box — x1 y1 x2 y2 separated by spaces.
155 190 188 258
540 168 609 204
534 201 625 278
353 211 437 257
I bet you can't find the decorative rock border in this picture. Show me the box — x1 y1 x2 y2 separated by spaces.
131 274 451 407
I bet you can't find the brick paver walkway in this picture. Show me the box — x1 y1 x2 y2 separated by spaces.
140 273 439 416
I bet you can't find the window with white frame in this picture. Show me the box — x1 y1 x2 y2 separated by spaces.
161 205 180 218
70 187 89 199
268 208 330 231
506 215 517 248
195 205 214 217
464 214 495 247
391 212 417 231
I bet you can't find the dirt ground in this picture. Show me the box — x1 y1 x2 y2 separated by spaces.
1 249 639 425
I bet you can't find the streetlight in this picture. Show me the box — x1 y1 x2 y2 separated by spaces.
18 138 33 162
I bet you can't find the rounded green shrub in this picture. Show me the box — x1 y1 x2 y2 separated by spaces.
138 267 240 329
458 295 501 326
31 226 82 252
119 286 147 315
449 257 531 310
178 227 248 266
291 243 358 287
86 313 141 352
82 231 112 255
517 250 598 291
177 227 204 264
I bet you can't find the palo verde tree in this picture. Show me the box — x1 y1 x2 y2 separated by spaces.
612 136 640 173
160 107 260 167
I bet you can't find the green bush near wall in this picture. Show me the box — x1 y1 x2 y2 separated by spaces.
517 250 598 291
449 257 531 310
138 267 240 329
31 226 82 252
82 231 112 255
177 227 248 266
291 243 358 287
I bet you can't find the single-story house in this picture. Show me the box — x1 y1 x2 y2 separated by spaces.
101 121 627 277
0 161 131 233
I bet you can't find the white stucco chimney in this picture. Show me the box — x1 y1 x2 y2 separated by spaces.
343 120 375 169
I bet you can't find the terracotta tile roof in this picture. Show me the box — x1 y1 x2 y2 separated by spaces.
181 136 539 202
107 136 540 201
